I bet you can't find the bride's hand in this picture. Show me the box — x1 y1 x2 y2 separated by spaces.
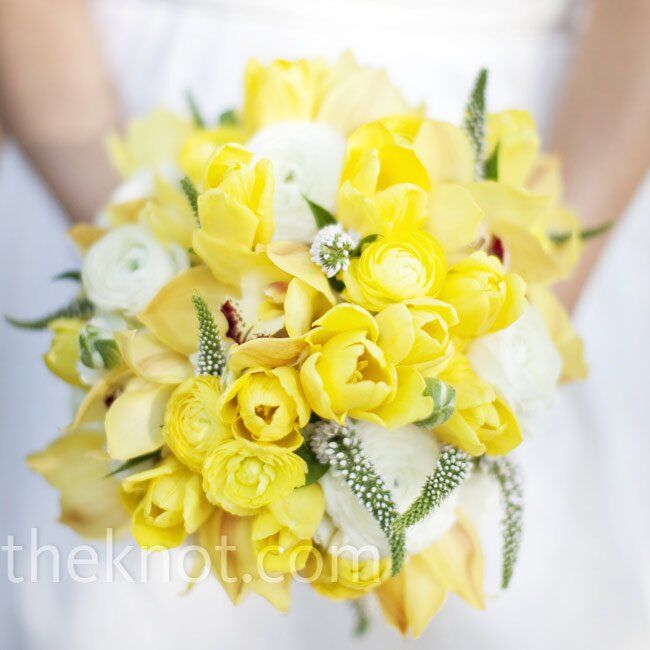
549 0 650 311
0 0 119 223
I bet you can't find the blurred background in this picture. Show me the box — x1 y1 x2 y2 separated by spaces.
0 1 649 648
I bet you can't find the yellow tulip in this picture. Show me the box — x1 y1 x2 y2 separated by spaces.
43 318 86 387
179 126 246 182
251 484 325 574
27 429 129 538
106 108 194 177
486 110 540 188
301 304 432 427
375 299 458 376
221 366 309 450
306 549 391 600
121 456 212 550
199 509 291 611
164 375 229 473
375 515 484 638
202 439 306 515
343 230 447 312
439 251 527 339
436 354 522 456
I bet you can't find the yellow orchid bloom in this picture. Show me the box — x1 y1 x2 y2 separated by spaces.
43 318 86 387
528 284 588 381
121 456 213 549
106 108 194 177
27 429 130 538
468 181 583 284
436 353 522 456
251 484 325 574
199 509 291 612
375 515 484 638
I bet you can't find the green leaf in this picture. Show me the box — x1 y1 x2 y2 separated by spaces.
104 450 162 478
463 68 488 180
303 195 336 228
549 219 614 245
351 234 378 257
295 443 329 486
219 108 238 126
483 142 499 180
483 457 523 589
180 176 200 223
350 598 371 637
192 293 227 376
6 296 95 331
186 90 205 128
415 378 456 428
309 420 405 576
52 270 82 283
327 277 345 293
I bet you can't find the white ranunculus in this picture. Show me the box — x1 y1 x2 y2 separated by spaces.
467 305 562 434
314 422 458 559
82 224 189 316
247 121 346 242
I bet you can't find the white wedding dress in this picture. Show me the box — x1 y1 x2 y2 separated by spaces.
1 1 648 648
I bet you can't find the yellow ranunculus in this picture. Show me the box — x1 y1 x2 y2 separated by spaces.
306 549 391 600
375 299 458 377
202 439 306 515
375 515 484 638
106 108 194 177
121 456 213 549
485 110 540 188
221 366 309 450
179 126 246 182
252 484 325 574
164 375 228 472
27 429 130 538
343 230 447 312
301 304 432 427
439 251 526 339
43 318 86 387
435 354 522 456
193 144 274 286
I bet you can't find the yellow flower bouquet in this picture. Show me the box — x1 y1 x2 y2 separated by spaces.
13 54 596 638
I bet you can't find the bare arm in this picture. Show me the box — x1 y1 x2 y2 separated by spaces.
0 0 119 222
549 0 650 309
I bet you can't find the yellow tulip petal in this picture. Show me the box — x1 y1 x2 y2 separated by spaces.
68 224 107 253
372 366 431 429
43 318 85 387
284 278 330 338
376 303 415 365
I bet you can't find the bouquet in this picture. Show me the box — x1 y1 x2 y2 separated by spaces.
14 53 594 637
